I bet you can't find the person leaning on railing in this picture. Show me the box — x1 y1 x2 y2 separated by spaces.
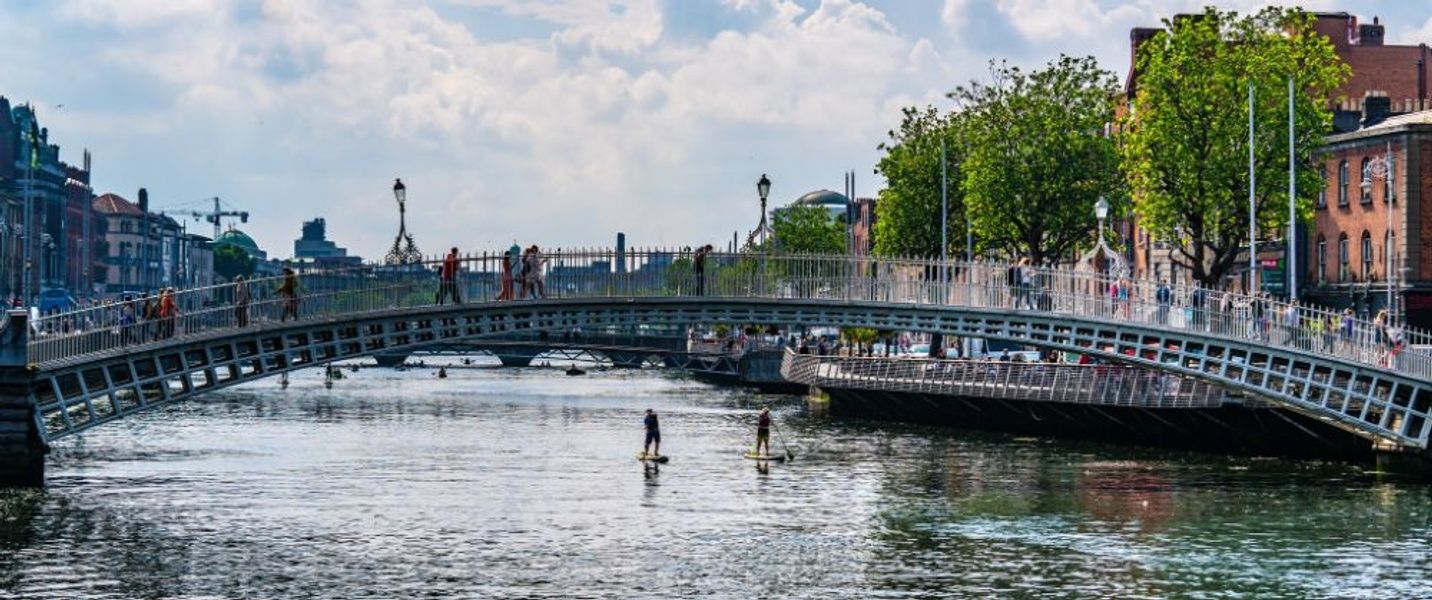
234 275 251 328
278 268 300 322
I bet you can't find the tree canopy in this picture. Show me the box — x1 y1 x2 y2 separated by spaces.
956 55 1123 265
872 106 963 258
1119 7 1348 287
213 245 256 281
772 203 845 254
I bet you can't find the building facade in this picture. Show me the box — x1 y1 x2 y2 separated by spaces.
1303 111 1432 328
292 217 361 269
1124 13 1431 293
93 189 190 293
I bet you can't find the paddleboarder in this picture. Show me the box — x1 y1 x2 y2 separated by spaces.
755 407 772 457
642 408 661 457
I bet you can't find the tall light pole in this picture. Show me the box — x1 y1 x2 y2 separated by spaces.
1248 81 1259 295
1361 141 1395 323
940 138 948 284
1287 76 1297 300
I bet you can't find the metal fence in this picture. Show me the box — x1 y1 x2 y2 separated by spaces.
779 349 1238 409
27 250 1432 378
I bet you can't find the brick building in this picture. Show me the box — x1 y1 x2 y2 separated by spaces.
1123 12 1431 296
1303 110 1432 328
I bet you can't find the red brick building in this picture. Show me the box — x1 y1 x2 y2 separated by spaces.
1123 12 1431 307
1304 111 1432 328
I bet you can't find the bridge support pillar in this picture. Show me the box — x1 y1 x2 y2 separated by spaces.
0 310 43 488
497 349 540 368
1374 449 1432 478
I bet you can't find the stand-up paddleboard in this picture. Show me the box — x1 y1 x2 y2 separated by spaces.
636 453 670 464
743 452 787 462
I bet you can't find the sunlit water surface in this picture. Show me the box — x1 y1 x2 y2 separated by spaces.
1 364 1428 598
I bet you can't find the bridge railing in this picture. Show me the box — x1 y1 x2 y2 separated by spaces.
26 250 1432 379
779 349 1236 408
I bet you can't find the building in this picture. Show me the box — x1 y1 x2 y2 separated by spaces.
1124 12 1431 289
291 217 361 269
92 189 189 293
63 153 97 295
212 228 280 277
0 97 69 302
1303 109 1432 328
850 197 877 256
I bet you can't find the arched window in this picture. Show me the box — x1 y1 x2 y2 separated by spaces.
1338 160 1349 206
1317 164 1327 208
1338 233 1350 281
1361 230 1373 279
1361 158 1373 204
1316 235 1327 284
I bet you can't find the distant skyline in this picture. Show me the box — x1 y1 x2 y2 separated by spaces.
2 0 1428 259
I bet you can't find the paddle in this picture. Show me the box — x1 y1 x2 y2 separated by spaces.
770 416 795 461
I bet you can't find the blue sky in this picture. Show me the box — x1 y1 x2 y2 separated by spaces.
2 0 1429 258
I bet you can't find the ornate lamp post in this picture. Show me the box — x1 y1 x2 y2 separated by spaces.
756 174 771 248
1360 143 1401 324
384 178 423 266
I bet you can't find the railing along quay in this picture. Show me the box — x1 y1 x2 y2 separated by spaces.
26 250 1432 379
779 349 1240 409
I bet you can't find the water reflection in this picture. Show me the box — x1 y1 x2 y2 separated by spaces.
0 366 1427 598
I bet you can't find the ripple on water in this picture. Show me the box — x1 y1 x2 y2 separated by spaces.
1 366 1429 598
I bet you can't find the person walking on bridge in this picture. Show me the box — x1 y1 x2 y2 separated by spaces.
233 275 251 328
158 288 178 339
694 244 711 296
1155 280 1171 325
278 268 300 322
438 247 462 305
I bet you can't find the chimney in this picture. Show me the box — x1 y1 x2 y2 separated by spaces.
138 188 149 214
1359 16 1385 46
1363 96 1392 126
615 232 626 274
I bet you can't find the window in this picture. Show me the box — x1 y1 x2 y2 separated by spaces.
1386 155 1395 204
1317 164 1327 208
1316 236 1327 284
1361 231 1373 279
1361 158 1373 204
1338 234 1349 281
1338 160 1349 206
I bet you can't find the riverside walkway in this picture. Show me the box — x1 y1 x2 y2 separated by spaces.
3 250 1429 485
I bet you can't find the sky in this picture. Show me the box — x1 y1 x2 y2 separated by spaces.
2 0 1429 259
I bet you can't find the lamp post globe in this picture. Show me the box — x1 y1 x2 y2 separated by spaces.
1094 197 1109 222
757 174 770 202
393 178 406 206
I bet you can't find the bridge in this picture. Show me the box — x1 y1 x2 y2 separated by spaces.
3 250 1430 485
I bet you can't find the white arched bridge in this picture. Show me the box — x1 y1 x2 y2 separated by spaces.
2 250 1429 485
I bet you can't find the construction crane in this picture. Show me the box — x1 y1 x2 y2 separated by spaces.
187 197 249 239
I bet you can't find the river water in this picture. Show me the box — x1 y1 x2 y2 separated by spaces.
1 364 1428 598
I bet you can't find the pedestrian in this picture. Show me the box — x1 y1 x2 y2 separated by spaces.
1283 300 1300 346
278 267 300 321
158 288 178 338
1019 258 1036 309
1339 308 1355 354
642 408 661 458
233 275 251 328
1155 279 1171 325
438 247 462 305
1007 261 1022 308
525 245 548 299
755 406 772 457
141 293 158 341
693 244 711 296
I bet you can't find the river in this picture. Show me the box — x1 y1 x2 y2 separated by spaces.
1 364 1428 598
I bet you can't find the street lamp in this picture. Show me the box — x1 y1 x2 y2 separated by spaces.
757 174 771 248
1361 143 1398 324
384 178 422 266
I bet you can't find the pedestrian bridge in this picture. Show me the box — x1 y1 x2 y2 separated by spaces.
4 250 1430 484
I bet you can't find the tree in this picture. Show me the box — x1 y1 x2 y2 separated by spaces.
1119 7 1348 287
772 203 845 254
872 107 964 258
213 245 256 281
956 55 1123 265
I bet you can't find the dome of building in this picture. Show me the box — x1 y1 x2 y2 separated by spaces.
213 228 267 260
794 189 851 208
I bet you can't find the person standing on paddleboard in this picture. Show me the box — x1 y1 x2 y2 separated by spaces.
643 409 661 457
755 407 771 457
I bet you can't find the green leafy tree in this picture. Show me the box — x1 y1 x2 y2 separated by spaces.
872 107 964 258
956 55 1123 265
772 203 845 254
1119 7 1348 287
213 245 256 281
